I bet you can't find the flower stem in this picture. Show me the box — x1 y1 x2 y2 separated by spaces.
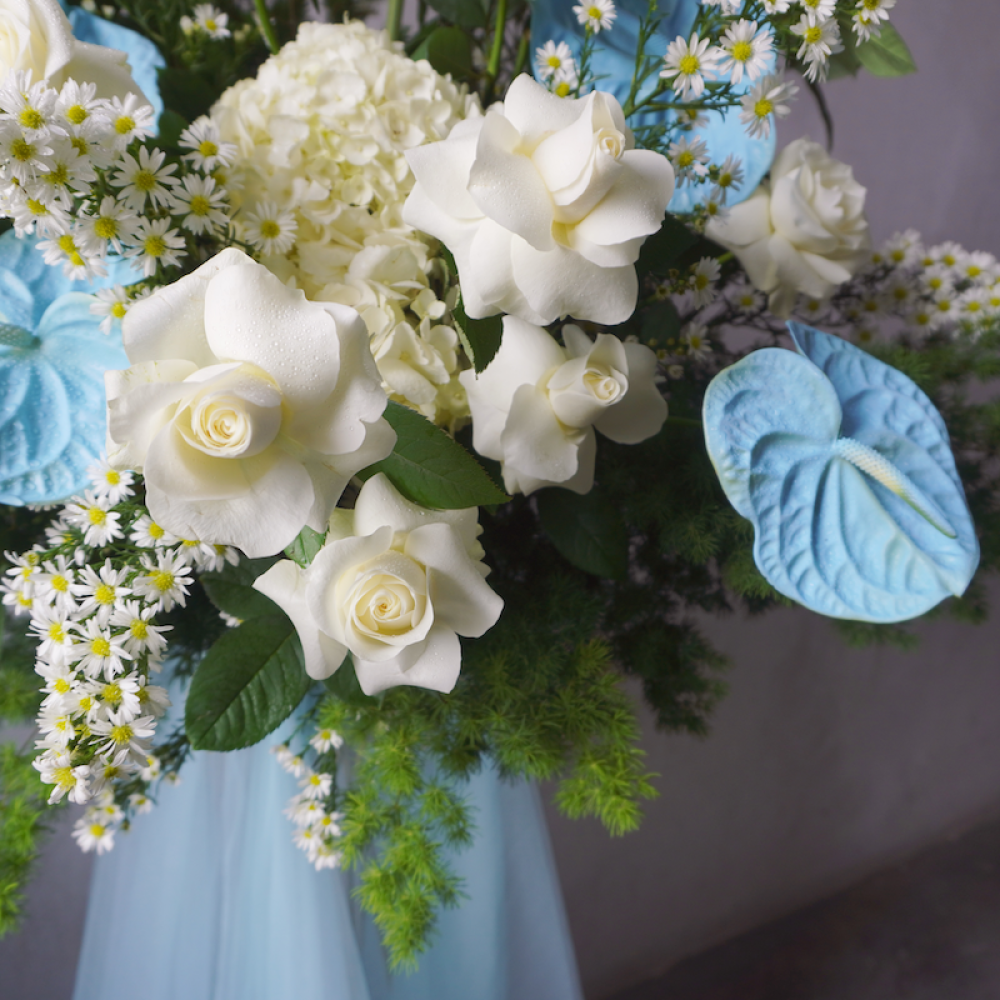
386 0 405 43
253 0 279 53
485 0 509 96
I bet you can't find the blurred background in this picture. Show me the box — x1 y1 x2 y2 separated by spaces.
3 2 1000 997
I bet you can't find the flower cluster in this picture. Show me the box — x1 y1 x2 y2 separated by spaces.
1 462 237 852
211 20 478 429
0 71 236 283
273 731 344 871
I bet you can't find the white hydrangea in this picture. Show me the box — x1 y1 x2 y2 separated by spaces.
211 20 480 429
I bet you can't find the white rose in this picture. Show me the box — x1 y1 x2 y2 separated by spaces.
459 317 667 496
706 138 870 318
0 0 149 103
105 248 395 558
402 74 675 327
254 473 504 695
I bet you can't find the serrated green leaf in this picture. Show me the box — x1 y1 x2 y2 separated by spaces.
537 487 629 580
360 401 510 509
855 23 917 77
285 526 327 569
200 556 280 622
411 25 473 77
636 213 700 279
423 0 489 29
453 294 503 373
185 615 312 751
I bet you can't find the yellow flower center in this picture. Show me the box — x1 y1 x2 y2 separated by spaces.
189 194 211 216
130 619 149 640
90 637 111 657
198 139 218 158
678 54 700 76
54 676 71 694
103 682 122 705
67 104 88 125
754 97 773 119
555 81 572 98
110 723 133 745
260 219 281 240
805 26 822 44
149 522 165 539
143 234 166 258
731 40 753 63
152 570 175 593
88 506 106 525
18 107 44 130
48 622 66 642
115 115 136 135
111 302 127 319
94 217 118 240
133 169 157 192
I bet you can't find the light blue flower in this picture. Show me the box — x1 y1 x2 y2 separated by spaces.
0 230 136 505
703 322 980 623
529 0 775 213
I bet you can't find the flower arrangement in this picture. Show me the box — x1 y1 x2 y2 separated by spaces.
1 0 999 976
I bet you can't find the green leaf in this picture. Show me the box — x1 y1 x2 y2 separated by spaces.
636 213 700 279
185 615 312 751
536 487 629 580
422 0 489 29
410 26 473 77
200 556 282 623
360 401 510 509
826 25 862 80
285 526 327 569
156 109 188 149
641 299 682 345
453 294 503 373
156 68 215 122
855 23 917 77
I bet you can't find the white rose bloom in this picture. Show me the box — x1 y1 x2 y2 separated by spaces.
460 318 667 496
706 138 870 318
105 248 395 558
403 73 675 327
0 0 149 103
254 474 504 695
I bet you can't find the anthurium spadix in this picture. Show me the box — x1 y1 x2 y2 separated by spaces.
703 322 979 622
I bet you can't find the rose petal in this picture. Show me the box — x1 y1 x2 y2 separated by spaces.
468 110 554 251
501 73 585 150
353 626 462 695
253 560 347 680
593 342 668 444
404 522 503 636
404 116 484 221
123 247 246 369
501 382 581 484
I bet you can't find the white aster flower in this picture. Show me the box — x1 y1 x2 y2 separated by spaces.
139 754 161 781
132 551 193 612
718 20 773 86
89 672 142 723
87 461 135 504
300 771 333 801
0 576 34 615
0 121 54 183
0 72 64 138
36 229 106 281
882 229 922 266
36 138 96 204
90 285 132 336
33 556 78 613
310 840 343 871
29 604 78 665
178 117 236 172
90 710 155 766
701 0 741 12
712 154 744 204
689 257 721 307
70 560 132 626
56 79 104 129
79 196 139 255
535 40 574 82
125 216 185 276
37 753 91 804
682 322 713 361
170 173 229 236
791 15 842 82
72 814 116 853
668 135 710 185
111 146 178 212
242 200 297 256
572 0 616 33
129 514 176 549
70 617 133 680
129 792 153 814
798 0 837 20
137 677 171 718
272 744 309 778
310 728 344 754
63 491 123 547
110 599 171 658
661 33 722 101
762 0 792 11
105 94 155 149
8 187 70 237
739 73 798 140
191 4 230 38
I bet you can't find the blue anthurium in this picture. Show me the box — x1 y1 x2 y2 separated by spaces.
529 0 775 213
703 322 980 623
0 230 138 505
64 3 166 120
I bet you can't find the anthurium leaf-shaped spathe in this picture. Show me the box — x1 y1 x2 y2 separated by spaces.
703 322 979 622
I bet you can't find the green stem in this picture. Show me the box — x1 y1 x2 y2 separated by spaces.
486 0 509 91
386 0 404 42
512 24 530 79
253 0 279 53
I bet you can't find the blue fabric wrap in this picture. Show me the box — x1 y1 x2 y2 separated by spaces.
529 0 775 212
71 702 583 1000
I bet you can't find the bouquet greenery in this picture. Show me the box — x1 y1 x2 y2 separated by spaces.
1 0 998 971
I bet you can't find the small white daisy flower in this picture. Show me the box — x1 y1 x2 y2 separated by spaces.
739 73 799 140
534 40 574 82
572 0 616 33
110 146 178 212
63 491 123 547
178 117 237 172
242 200 298 256
125 216 186 276
661 32 722 101
132 550 193 612
667 135 710 185
90 285 132 335
170 172 229 235
718 20 773 86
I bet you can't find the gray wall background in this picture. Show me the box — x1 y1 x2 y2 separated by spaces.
3 3 1000 998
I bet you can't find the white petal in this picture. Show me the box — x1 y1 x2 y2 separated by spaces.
593 342 667 444
509 239 638 325
706 188 773 249
253 560 347 680
203 261 343 414
501 382 580 484
61 41 149 105
501 74 585 150
353 627 462 695
468 110 554 251
404 117 484 221
123 247 248 369
404 523 503 636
